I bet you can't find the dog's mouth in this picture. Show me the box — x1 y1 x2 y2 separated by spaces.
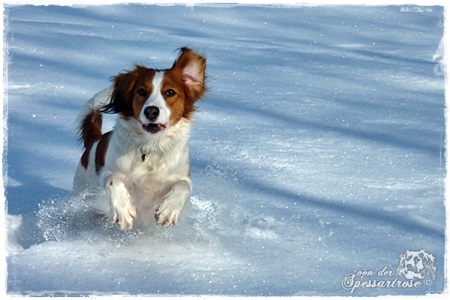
142 123 166 134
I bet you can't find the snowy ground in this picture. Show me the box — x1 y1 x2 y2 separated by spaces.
3 3 447 297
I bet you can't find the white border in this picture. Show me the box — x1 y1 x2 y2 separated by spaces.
1 1 448 300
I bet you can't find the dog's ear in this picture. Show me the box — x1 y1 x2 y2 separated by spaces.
102 66 145 116
172 48 207 101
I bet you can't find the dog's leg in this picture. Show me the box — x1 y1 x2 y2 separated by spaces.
105 172 137 230
155 179 191 227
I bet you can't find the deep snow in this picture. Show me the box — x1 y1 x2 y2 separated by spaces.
3 3 447 296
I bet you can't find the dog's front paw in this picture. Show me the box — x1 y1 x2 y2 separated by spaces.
155 201 182 227
155 180 190 227
105 173 137 231
112 203 137 231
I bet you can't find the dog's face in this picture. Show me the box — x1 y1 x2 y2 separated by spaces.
104 48 207 136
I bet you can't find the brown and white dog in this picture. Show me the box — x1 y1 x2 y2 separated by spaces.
73 48 207 230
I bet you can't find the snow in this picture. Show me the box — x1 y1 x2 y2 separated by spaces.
2 3 447 297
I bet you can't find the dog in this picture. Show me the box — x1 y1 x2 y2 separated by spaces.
73 48 207 230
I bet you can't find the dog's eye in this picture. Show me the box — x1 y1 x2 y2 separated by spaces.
137 88 148 97
164 89 176 98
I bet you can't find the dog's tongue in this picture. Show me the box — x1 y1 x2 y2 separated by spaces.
143 123 166 134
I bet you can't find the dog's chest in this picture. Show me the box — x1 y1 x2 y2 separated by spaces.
123 152 182 212
118 148 181 188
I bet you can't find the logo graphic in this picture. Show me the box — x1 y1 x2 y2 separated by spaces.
342 249 436 293
396 250 436 280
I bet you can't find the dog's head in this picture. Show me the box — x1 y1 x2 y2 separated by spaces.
102 48 207 135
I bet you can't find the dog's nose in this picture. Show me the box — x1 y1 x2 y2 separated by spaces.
144 106 160 121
